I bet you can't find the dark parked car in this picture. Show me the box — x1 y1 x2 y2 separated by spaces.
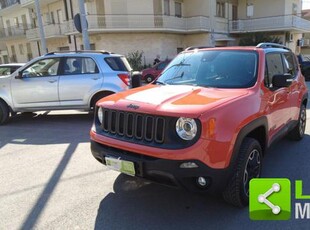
297 54 310 81
141 59 171 83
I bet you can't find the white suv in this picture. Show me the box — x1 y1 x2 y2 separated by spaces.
0 51 132 124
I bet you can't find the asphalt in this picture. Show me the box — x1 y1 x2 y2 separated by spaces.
0 83 310 230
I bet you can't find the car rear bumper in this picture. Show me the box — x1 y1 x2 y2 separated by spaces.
91 140 232 193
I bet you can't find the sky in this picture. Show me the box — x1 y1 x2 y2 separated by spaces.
303 1 310 9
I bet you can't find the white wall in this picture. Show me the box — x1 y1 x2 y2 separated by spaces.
81 32 184 65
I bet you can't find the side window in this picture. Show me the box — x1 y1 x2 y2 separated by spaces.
63 58 82 75
63 57 99 75
157 62 167 70
105 57 131 71
283 53 298 77
0 67 11 75
265 53 284 88
83 58 99 74
22 58 60 77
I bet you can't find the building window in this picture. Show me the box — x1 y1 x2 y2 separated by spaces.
45 13 51 24
3 55 9 64
50 12 55 24
175 1 182 18
164 0 170 16
292 3 298 15
246 4 254 17
19 44 24 55
13 17 19 27
216 1 225 18
26 43 33 61
80 44 96 50
10 45 17 62
59 46 70 51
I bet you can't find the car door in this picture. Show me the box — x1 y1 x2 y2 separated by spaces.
282 52 300 121
58 57 102 107
264 52 292 141
11 58 60 108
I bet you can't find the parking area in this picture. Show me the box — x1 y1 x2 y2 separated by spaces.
0 83 309 229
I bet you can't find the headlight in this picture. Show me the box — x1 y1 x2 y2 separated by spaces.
176 117 197 140
98 107 103 124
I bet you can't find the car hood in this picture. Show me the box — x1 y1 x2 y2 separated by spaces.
98 84 249 118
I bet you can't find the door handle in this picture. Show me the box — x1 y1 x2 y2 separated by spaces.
91 77 100 80
48 80 57 83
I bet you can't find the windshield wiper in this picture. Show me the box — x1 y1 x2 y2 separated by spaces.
161 62 191 75
165 71 184 83
154 80 166 85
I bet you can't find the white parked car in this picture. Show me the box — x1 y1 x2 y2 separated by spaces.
0 63 25 77
0 51 132 124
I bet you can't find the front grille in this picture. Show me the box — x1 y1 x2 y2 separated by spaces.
101 108 166 144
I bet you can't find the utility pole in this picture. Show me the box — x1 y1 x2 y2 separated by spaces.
78 0 90 50
34 0 47 54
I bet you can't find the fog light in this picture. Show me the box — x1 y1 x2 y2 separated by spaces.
197 177 207 187
180 162 198 169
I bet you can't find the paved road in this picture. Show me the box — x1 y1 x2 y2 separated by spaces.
0 84 310 230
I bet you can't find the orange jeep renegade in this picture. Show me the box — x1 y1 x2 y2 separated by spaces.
90 43 308 207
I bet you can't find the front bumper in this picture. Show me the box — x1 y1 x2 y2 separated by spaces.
91 140 232 193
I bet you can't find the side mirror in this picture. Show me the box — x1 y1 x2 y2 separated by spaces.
131 71 142 88
15 71 23 79
272 74 293 88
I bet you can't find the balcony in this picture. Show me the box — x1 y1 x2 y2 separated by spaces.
214 17 229 33
26 23 66 40
64 15 211 34
0 0 19 9
230 15 310 33
0 25 28 40
21 0 64 8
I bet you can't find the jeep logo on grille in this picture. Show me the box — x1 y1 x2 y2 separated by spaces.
127 104 140 110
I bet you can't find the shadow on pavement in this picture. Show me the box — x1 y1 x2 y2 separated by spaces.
94 134 310 230
0 111 93 148
20 142 78 230
0 111 93 229
94 174 242 230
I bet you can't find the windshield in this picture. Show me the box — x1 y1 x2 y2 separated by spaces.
157 50 258 88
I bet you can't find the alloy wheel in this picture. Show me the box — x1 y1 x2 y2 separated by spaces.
243 149 261 196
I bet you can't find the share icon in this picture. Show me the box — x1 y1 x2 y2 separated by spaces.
257 183 281 215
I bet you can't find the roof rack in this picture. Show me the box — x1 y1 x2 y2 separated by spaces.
44 50 113 56
256 43 291 51
185 46 214 51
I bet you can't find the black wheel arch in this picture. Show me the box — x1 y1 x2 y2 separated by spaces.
0 97 12 112
302 93 308 107
229 116 268 170
90 90 115 109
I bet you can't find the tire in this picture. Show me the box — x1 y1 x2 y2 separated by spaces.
288 104 307 141
223 137 262 207
0 100 10 125
90 92 114 111
145 75 154 83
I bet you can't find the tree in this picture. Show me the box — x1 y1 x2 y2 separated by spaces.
239 33 282 46
126 50 143 71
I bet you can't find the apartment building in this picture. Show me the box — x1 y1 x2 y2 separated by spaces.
0 0 308 65
301 9 310 54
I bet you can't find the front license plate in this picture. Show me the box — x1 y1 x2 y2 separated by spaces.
105 157 135 176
